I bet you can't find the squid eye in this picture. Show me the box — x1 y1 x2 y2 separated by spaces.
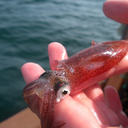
56 83 70 102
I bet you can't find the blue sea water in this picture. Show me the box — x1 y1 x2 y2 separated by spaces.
0 0 121 121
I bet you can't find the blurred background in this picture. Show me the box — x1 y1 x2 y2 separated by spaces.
0 0 122 122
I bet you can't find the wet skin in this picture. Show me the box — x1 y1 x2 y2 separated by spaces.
22 42 128 128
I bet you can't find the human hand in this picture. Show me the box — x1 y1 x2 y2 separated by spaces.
21 42 128 128
103 0 128 24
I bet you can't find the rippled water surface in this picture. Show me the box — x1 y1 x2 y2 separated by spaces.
0 0 121 121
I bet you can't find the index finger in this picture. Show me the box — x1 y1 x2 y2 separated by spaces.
48 42 68 70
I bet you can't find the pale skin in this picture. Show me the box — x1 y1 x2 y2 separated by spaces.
21 1 128 128
103 0 128 24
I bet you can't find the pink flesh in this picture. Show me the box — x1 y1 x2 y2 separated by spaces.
103 0 128 24
55 40 128 92
53 50 128 128
23 40 128 128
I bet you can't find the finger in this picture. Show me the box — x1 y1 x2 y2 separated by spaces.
21 62 45 84
84 84 120 126
48 43 100 127
103 0 128 24
72 91 110 127
21 42 67 84
104 86 122 113
104 86 128 127
53 95 101 128
48 42 68 70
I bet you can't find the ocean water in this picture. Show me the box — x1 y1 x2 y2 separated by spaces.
0 0 121 121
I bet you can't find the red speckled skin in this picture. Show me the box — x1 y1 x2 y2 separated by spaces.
54 40 128 90
23 40 128 128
